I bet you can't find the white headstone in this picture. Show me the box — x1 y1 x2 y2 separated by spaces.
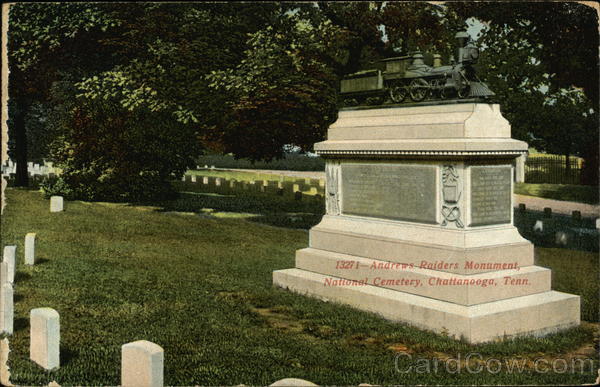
25 233 36 265
121 340 164 387
203 176 209 185
30 308 60 370
533 220 543 233
190 175 196 183
0 283 13 334
596 218 600 229
269 378 317 386
2 246 15 284
0 262 7 286
555 231 568 246
50 196 64 212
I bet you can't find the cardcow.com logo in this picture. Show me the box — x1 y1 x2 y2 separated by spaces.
394 352 598 374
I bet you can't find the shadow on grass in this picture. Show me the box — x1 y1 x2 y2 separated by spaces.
514 209 598 252
59 346 78 367
140 191 325 230
14 317 28 332
14 272 32 282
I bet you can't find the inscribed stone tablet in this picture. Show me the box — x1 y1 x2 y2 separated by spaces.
470 166 511 226
341 164 437 223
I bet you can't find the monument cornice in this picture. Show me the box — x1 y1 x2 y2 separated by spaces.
315 149 528 156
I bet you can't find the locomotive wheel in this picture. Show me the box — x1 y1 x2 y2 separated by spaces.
457 85 471 99
440 87 451 100
409 79 429 102
343 98 358 107
389 85 407 103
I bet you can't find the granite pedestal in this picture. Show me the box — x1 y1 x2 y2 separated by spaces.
273 103 580 343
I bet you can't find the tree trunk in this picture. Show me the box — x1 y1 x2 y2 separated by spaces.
14 100 29 187
581 142 599 186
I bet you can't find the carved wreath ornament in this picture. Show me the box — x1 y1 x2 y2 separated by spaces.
325 161 340 215
441 165 464 228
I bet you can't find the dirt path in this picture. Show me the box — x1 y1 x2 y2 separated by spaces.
220 168 599 218
514 194 599 218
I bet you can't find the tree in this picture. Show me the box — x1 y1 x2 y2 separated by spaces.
206 16 341 160
450 1 599 184
7 3 120 186
9 3 288 200
292 2 459 74
8 3 469 199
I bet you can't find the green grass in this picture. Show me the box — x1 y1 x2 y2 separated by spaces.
1 189 598 385
514 183 598 204
535 248 599 322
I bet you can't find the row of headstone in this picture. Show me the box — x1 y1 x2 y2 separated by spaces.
1 160 60 177
0 246 17 335
182 174 325 198
2 228 324 385
518 203 594 221
2 233 62 374
1 245 16 335
2 232 38 336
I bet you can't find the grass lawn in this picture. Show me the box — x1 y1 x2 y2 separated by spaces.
514 183 598 204
1 188 598 385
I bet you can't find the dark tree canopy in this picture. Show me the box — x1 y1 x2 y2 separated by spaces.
450 1 598 183
7 2 599 198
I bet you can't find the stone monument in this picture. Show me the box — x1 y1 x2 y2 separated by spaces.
273 102 580 343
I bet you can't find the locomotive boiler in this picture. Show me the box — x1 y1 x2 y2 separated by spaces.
340 31 494 106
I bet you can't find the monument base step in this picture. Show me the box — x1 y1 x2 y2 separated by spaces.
273 268 580 343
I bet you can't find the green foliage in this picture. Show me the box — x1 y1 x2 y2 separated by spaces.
450 2 599 183
48 92 199 202
381 2 462 59
206 17 340 160
39 176 74 200
8 3 121 101
195 153 325 171
293 2 460 74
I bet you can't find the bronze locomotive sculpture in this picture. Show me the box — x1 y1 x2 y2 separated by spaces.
340 31 494 106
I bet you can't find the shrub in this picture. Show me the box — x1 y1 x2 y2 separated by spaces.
48 97 199 202
39 176 74 199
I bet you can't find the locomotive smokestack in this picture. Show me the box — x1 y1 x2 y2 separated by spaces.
455 31 469 64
